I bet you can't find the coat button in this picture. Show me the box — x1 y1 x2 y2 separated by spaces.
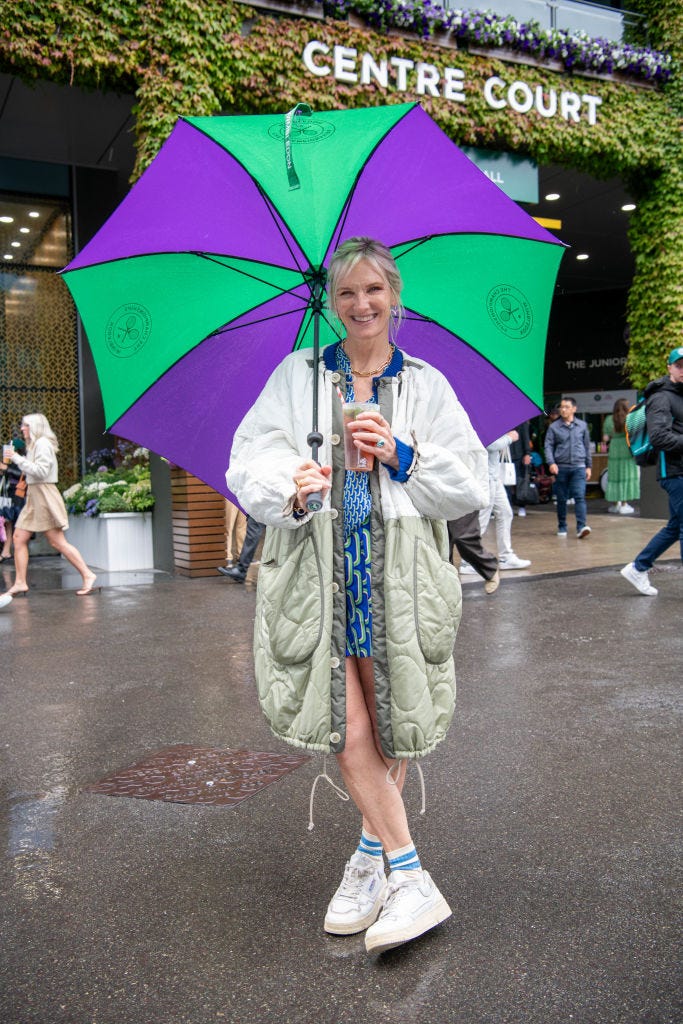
330 508 338 519
330 433 340 445
331 582 339 593
330 657 340 669
330 732 341 744
330 372 341 384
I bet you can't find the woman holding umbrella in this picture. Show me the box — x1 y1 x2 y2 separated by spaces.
227 237 488 954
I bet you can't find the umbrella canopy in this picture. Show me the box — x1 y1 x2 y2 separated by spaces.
63 103 565 498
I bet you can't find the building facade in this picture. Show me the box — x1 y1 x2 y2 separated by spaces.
0 1 680 548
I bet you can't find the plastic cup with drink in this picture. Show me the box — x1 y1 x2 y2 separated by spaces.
2 443 14 463
342 403 376 472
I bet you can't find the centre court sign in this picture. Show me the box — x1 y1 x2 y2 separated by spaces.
302 40 603 125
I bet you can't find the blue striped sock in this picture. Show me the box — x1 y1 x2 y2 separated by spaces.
388 843 422 873
357 829 383 862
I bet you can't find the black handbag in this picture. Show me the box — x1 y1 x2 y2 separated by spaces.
516 466 540 505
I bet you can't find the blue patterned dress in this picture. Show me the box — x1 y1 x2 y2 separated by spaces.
337 344 375 658
329 343 413 659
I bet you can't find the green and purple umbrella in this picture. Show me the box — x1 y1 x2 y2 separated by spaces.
62 102 565 499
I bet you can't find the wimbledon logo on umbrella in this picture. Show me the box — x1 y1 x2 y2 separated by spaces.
486 285 533 340
105 302 153 358
267 119 336 144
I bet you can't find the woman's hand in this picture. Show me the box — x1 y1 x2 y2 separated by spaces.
293 460 332 509
348 410 399 471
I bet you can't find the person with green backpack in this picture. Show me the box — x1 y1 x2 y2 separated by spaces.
621 347 683 596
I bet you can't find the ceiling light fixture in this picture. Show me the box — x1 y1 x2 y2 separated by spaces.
545 193 560 201
19 227 30 234
3 254 13 260
28 211 40 218
621 203 636 212
0 215 14 223
11 241 20 248
576 253 590 261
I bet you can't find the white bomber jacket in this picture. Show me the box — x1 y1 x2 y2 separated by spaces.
227 347 489 759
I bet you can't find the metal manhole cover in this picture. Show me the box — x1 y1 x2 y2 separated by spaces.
85 745 310 806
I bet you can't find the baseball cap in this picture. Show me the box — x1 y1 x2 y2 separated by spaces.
667 346 683 364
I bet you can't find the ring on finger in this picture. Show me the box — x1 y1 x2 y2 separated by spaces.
375 439 385 449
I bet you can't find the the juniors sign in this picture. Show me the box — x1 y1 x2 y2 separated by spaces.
302 40 603 125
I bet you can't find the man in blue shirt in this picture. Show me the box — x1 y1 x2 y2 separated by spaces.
545 396 592 539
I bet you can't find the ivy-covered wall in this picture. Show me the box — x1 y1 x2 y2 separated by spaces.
2 0 681 386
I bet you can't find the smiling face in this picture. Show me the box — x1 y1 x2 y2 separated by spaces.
334 259 393 349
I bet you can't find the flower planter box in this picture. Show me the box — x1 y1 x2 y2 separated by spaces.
65 512 154 571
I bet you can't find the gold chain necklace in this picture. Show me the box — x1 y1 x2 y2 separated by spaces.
343 343 395 378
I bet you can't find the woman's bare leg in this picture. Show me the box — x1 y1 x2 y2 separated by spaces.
1 519 13 558
336 656 412 852
5 528 30 593
44 528 96 590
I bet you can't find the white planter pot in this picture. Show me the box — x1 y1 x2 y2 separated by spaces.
65 512 154 571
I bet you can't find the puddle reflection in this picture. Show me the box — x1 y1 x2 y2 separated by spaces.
6 787 67 901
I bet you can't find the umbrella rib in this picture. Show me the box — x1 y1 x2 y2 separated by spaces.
207 304 310 338
293 307 343 351
180 117 316 272
195 252 309 299
106 304 311 429
327 103 418 257
401 309 540 407
253 185 310 277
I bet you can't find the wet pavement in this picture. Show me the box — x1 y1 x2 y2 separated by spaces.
0 502 680 1024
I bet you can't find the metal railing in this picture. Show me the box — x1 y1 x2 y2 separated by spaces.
447 1 643 43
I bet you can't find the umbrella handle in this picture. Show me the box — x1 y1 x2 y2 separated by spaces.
306 492 323 513
306 429 324 513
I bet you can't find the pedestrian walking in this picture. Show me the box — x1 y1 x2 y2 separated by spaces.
227 237 488 954
223 498 246 569
217 514 264 582
545 396 592 538
480 431 531 570
621 347 683 596
448 511 500 594
0 434 27 562
603 397 640 514
0 414 97 608
507 419 532 516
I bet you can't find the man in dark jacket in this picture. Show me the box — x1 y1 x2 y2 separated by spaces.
621 347 683 596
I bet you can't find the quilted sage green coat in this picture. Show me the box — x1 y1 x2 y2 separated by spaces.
226 349 489 760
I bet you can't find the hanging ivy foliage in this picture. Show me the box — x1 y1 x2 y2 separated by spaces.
1 0 680 386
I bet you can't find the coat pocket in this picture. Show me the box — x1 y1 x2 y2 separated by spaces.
258 530 324 666
413 538 462 664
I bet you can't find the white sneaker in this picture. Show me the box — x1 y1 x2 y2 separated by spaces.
459 562 478 575
620 562 658 597
557 530 568 537
498 554 531 570
0 593 13 610
324 852 387 935
618 503 635 515
364 870 451 954
517 507 527 517
578 526 591 539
